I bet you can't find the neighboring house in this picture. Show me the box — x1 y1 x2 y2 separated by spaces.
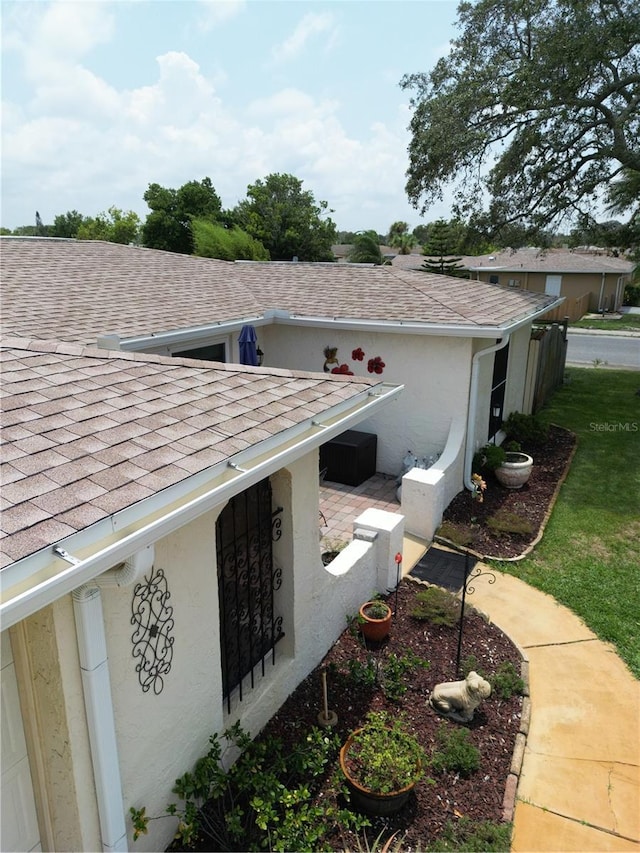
0 237 562 851
391 248 634 322
463 248 634 322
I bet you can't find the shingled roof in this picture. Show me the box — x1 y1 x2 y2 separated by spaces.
1 238 560 343
0 337 382 566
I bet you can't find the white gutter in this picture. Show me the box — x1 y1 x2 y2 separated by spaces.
0 383 403 629
103 296 566 352
463 336 511 493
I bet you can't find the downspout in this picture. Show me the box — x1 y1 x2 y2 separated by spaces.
72 546 154 852
598 272 606 312
464 336 511 492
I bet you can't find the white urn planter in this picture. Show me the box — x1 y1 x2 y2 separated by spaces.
495 452 533 489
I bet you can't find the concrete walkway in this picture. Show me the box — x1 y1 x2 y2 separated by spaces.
468 570 640 852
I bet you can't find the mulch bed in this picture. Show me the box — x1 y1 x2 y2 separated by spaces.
258 581 524 850
172 426 576 851
439 424 577 559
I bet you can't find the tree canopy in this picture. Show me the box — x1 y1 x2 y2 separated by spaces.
233 173 336 262
402 0 640 232
192 219 269 261
142 178 222 254
348 231 384 265
76 207 141 244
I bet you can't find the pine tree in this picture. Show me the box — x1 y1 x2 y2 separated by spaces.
421 219 464 276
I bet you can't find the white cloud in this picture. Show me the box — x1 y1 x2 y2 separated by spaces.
197 0 246 32
270 12 336 65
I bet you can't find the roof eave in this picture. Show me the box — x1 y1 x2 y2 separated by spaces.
0 381 403 630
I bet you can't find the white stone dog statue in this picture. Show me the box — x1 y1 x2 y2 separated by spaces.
428 671 492 722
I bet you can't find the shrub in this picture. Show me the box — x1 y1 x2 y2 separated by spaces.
430 725 480 777
130 721 365 850
410 586 460 627
345 651 430 701
461 657 525 700
472 443 506 473
623 283 640 306
486 510 533 537
502 411 549 446
490 661 525 700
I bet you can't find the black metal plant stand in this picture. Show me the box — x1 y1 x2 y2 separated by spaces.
454 547 496 677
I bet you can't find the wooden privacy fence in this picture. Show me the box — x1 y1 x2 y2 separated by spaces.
523 320 568 413
539 292 590 323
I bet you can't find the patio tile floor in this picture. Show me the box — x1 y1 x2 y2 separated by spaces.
319 471 402 549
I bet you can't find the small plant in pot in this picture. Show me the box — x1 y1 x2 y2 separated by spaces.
359 598 392 642
339 711 426 816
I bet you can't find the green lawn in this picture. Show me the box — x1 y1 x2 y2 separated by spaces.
495 368 640 678
571 313 640 332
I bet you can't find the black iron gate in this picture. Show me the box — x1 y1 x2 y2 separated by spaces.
216 478 284 712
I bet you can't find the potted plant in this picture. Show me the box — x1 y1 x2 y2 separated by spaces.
359 599 392 642
339 711 425 816
494 440 533 489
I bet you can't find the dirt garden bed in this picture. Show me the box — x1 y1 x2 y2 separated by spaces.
439 424 577 560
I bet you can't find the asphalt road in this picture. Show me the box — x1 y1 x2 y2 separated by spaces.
566 332 640 369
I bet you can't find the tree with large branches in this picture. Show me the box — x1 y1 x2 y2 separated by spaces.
401 0 640 232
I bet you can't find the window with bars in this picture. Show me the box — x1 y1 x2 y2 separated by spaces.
216 478 284 713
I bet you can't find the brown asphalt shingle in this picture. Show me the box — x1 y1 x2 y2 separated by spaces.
0 238 558 344
0 338 380 566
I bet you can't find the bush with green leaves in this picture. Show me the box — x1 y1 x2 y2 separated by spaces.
430 724 480 777
461 657 525 701
502 411 549 446
472 443 506 473
130 720 366 850
410 586 461 627
344 650 430 701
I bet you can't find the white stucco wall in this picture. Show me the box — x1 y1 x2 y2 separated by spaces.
264 325 473 479
82 449 402 852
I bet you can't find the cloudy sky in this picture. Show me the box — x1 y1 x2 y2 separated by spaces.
1 0 459 234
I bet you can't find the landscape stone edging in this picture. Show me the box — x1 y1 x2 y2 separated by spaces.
501 641 530 823
483 426 578 563
434 425 578 564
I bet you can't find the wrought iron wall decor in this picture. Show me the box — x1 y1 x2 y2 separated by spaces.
216 478 285 713
131 567 175 695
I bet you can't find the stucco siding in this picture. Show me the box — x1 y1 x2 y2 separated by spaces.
265 325 472 478
99 512 222 851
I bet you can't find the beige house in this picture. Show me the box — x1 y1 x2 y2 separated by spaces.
391 247 634 323
464 248 634 322
0 237 562 852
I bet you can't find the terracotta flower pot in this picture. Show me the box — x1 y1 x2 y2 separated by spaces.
359 601 392 642
495 451 533 489
339 730 419 816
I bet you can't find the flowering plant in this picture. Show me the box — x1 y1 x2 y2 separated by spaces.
471 473 487 503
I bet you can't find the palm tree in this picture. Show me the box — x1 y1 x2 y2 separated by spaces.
348 231 383 264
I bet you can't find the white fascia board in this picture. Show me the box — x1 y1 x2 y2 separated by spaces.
0 382 403 630
271 305 565 338
112 316 268 352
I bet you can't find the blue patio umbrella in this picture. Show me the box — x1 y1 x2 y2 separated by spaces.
238 324 258 366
